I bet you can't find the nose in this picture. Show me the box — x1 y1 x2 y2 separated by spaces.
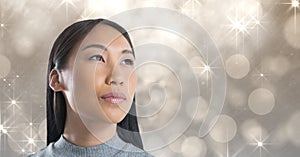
108 79 124 86
105 67 124 86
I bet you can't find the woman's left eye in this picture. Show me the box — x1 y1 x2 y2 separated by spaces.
121 59 134 66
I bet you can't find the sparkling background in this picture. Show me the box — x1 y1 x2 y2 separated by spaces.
0 0 300 157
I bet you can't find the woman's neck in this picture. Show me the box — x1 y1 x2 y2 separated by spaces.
63 106 117 147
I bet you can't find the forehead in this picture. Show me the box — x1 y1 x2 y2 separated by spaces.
80 24 130 47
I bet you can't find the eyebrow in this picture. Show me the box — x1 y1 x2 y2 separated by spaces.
81 44 134 55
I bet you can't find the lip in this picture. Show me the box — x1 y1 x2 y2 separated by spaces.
100 92 126 104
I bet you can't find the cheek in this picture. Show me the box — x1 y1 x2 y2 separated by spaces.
71 61 102 117
74 63 95 88
128 71 136 98
94 70 106 89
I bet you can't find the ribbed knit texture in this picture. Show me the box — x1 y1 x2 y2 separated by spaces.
27 134 153 157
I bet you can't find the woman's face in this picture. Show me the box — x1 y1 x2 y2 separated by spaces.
61 24 136 124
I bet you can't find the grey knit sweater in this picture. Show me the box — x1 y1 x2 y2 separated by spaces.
27 134 153 157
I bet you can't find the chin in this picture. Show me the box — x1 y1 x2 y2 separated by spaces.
105 109 127 124
100 101 131 124
107 116 126 124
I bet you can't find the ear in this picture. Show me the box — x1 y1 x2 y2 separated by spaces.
49 69 64 92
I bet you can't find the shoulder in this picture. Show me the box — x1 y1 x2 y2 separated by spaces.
118 143 154 157
108 134 153 157
26 143 56 157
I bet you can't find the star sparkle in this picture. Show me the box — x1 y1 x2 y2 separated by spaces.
0 124 8 134
180 0 202 18
192 46 221 83
249 135 273 157
252 65 272 87
226 10 249 52
1 72 46 154
292 0 300 7
281 0 300 32
78 8 95 21
225 1 267 54
0 21 8 38
0 1 298 156
0 4 12 38
5 122 41 154
59 0 76 8
61 0 77 20
253 70 270 81
11 100 16 105
229 17 249 34
50 0 78 21
28 138 34 144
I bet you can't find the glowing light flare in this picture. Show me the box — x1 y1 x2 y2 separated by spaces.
4 94 25 110
224 3 264 50
28 138 34 144
252 67 271 82
203 64 211 72
281 0 300 33
292 0 300 7
256 72 268 80
54 0 78 20
248 16 267 30
24 133 40 147
0 23 8 30
59 0 76 7
230 19 248 33
78 9 95 20
257 141 263 147
249 135 273 157
0 125 8 134
2 129 8 134
180 0 202 17
11 100 16 105
192 47 221 82
0 15 10 37
193 62 219 82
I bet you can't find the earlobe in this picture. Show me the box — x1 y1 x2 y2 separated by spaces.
49 69 64 92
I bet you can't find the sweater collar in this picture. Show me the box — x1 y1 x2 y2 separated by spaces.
54 134 127 156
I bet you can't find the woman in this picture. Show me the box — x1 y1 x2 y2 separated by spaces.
28 19 153 157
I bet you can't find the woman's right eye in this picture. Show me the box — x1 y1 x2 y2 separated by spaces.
89 55 105 62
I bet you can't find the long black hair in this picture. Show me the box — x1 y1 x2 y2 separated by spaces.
46 19 143 149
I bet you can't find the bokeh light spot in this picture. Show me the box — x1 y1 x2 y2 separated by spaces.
248 88 275 115
226 54 250 79
209 114 237 143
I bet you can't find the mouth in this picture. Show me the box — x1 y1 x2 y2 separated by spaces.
100 92 126 104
